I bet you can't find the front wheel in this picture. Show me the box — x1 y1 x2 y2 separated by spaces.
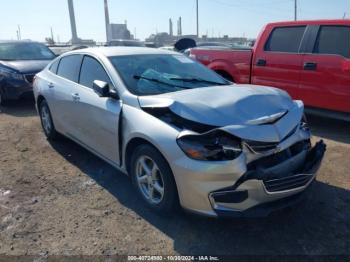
0 92 8 106
130 144 179 214
39 100 58 140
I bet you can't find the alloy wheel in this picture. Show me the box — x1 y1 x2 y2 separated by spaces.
41 106 52 135
135 156 165 205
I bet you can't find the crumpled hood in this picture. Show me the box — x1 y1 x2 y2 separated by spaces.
0 60 50 74
139 85 304 142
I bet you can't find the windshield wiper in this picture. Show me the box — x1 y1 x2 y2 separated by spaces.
133 75 192 89
169 77 228 86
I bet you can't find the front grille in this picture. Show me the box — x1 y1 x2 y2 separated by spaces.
245 126 298 154
247 140 311 171
264 174 314 192
245 141 279 153
25 74 35 83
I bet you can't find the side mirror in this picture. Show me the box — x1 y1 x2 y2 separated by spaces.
93 80 110 97
92 80 119 100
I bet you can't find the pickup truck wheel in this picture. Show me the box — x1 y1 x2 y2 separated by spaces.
39 100 58 140
130 144 179 214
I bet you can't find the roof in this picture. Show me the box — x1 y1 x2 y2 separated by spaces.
68 46 178 57
266 19 350 27
0 40 38 44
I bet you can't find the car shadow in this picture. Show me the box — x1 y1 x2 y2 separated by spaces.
0 98 37 117
49 137 350 255
307 114 350 144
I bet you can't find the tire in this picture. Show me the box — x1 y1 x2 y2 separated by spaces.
39 100 58 140
130 144 179 214
0 92 8 106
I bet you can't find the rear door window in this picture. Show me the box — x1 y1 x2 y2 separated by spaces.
49 59 60 74
314 26 350 58
265 26 306 53
57 55 83 82
79 56 112 88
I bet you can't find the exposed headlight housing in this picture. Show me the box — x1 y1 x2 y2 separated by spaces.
301 114 310 132
177 130 242 161
0 66 24 81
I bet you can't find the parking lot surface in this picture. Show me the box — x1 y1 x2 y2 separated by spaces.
0 99 350 256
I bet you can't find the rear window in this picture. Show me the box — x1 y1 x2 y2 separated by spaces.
314 26 350 58
265 26 306 53
57 55 82 82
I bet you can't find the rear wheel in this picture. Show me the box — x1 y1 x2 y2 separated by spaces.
130 144 179 214
39 100 57 140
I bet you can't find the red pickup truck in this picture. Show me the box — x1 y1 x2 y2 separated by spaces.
190 20 350 117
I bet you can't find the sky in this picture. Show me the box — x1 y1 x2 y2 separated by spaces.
0 0 349 42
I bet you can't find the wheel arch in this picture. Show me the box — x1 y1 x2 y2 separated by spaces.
124 137 162 175
36 95 46 110
215 70 234 82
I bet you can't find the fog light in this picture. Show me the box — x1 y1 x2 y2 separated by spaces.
210 190 248 204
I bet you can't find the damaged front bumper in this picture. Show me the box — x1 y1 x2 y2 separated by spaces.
209 140 326 218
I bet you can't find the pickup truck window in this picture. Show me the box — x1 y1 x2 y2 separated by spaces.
265 26 306 53
314 26 350 59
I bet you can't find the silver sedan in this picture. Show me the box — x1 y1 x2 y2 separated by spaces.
33 47 326 217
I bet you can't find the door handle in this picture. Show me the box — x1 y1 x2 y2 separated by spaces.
256 59 267 66
72 93 80 101
304 62 317 71
48 83 54 89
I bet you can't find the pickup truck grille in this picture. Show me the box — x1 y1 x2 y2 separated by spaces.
25 74 35 83
264 174 314 192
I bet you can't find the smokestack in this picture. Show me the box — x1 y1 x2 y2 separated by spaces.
104 0 111 42
67 0 79 44
169 19 173 36
177 17 182 36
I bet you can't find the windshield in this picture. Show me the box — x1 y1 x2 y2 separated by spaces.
0 42 56 60
109 54 229 95
109 41 145 47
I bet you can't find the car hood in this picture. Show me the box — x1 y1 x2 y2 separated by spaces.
0 60 51 74
138 85 304 142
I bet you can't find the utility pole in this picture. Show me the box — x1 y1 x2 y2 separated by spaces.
196 0 199 38
104 0 111 42
294 0 297 21
17 25 21 40
67 0 79 44
50 27 54 43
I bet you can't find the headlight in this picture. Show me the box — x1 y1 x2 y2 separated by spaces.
177 131 242 161
0 67 24 81
301 114 310 131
